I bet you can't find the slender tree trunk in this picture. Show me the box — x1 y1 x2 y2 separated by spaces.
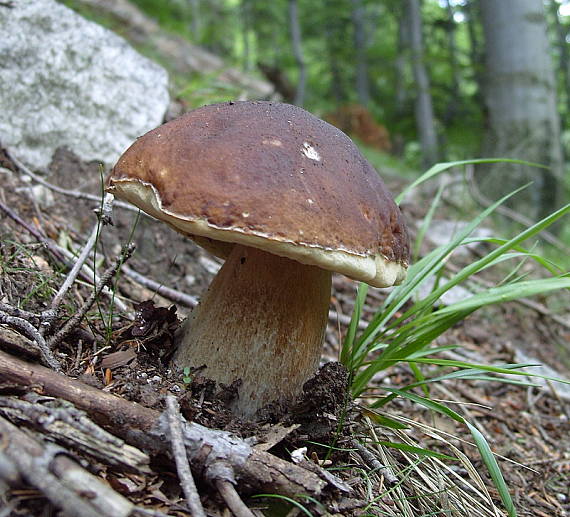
240 0 252 72
288 0 306 106
443 0 461 125
351 0 370 106
464 0 484 106
406 0 439 167
325 25 345 103
392 5 410 157
188 0 200 41
548 0 570 129
479 0 563 220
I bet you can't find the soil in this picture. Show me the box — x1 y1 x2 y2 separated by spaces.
0 147 569 516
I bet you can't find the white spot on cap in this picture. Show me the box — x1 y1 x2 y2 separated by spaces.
307 198 314 205
302 142 321 161
242 211 250 218
262 138 283 147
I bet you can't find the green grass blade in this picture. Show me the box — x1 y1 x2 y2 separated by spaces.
252 494 316 517
413 182 444 262
467 422 517 517
373 387 466 422
395 158 547 205
355 185 533 353
341 282 368 368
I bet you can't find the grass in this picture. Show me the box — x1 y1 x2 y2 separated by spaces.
340 159 570 517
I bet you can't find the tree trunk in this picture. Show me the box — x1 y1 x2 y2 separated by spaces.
188 0 201 41
288 0 306 106
351 0 370 106
479 0 563 220
240 0 252 72
443 0 461 125
548 0 570 129
392 4 410 157
406 0 439 167
464 0 484 107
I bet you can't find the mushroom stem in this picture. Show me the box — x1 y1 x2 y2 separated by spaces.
174 244 332 417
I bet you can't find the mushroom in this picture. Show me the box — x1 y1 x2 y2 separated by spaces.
106 101 410 417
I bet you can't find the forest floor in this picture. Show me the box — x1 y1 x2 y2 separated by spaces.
1 146 569 517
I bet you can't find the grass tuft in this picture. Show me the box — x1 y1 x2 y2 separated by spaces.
341 159 570 516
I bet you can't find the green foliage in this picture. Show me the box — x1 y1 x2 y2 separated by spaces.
182 366 193 384
341 160 570 516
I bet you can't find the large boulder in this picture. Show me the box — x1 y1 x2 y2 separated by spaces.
0 0 170 170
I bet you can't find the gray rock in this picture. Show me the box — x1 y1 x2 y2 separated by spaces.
427 220 494 257
0 0 169 170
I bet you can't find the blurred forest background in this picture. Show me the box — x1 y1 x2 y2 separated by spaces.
68 0 570 241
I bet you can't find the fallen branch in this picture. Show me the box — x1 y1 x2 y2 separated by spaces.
0 350 330 498
0 199 69 266
0 312 61 371
0 396 150 473
48 223 101 323
165 395 206 517
0 414 135 517
216 479 256 517
6 150 138 213
121 264 198 307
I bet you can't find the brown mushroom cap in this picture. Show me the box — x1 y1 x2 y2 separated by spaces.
107 101 409 287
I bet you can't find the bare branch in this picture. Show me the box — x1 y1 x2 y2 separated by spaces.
48 243 135 349
121 264 198 307
0 312 61 371
0 415 134 517
166 395 206 517
6 150 139 213
216 479 256 517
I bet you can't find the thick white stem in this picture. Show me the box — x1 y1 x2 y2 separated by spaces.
174 244 331 417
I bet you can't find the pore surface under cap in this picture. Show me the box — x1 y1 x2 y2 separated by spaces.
107 101 410 287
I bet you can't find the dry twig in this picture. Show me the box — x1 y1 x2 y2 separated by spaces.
0 415 134 517
0 311 61 371
216 480 256 517
47 243 135 349
121 264 198 307
165 395 206 517
350 438 397 484
6 150 138 213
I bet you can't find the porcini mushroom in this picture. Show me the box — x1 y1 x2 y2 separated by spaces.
107 101 409 417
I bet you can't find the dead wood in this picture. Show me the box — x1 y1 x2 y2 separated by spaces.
0 350 329 498
165 394 206 517
0 396 150 474
0 414 135 517
0 311 61 371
